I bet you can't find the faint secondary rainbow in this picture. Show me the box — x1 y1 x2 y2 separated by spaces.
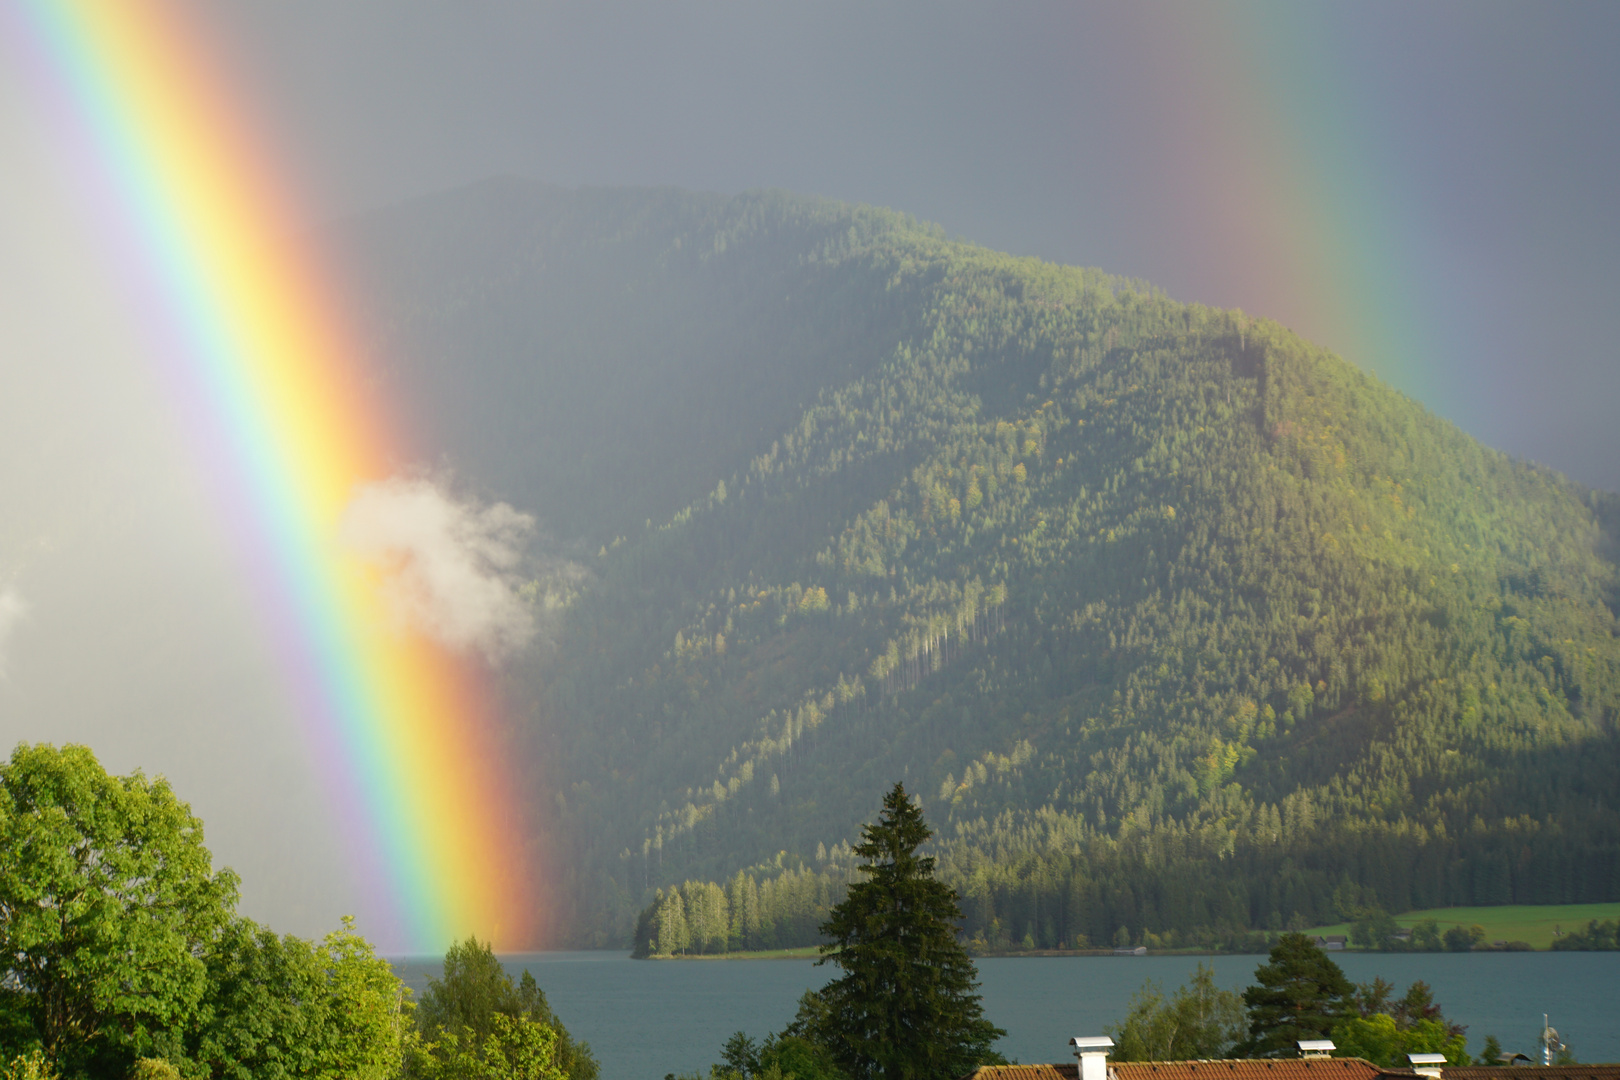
14 0 538 950
1106 4 1444 410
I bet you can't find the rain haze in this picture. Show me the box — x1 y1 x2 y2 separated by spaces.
1 1 1617 945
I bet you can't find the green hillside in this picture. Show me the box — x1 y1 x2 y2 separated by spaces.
349 182 1620 950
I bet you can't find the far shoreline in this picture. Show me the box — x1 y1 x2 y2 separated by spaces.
647 948 1279 961
638 941 1599 960
636 901 1620 959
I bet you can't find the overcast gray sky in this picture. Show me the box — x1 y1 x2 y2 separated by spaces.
199 0 1620 489
1 1 1616 945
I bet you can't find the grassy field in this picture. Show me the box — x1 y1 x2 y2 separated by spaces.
1307 903 1620 949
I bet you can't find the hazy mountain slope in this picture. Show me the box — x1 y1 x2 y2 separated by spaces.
346 183 1620 948
347 180 943 541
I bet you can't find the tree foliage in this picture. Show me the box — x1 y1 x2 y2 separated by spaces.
0 744 238 1074
1549 918 1619 949
1332 977 1471 1066
802 783 1003 1080
408 1014 563 1080
310 918 413 1080
1106 964 1244 1062
1 1052 54 1080
1237 933 1353 1057
0 743 413 1080
1348 909 1400 950
413 937 596 1080
1331 1014 1469 1068
181 915 409 1080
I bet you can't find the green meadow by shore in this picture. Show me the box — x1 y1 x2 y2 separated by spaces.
1303 902 1620 950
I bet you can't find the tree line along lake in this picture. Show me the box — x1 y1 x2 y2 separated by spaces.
387 950 1620 1080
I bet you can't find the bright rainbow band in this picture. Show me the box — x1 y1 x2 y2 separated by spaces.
16 0 539 951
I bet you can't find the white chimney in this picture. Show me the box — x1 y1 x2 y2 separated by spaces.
1071 1036 1113 1080
1298 1040 1335 1059
1409 1053 1447 1079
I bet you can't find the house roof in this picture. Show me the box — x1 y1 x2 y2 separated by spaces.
964 1062 1620 1080
1115 1061 1384 1080
963 1059 1386 1080
1381 1069 1620 1080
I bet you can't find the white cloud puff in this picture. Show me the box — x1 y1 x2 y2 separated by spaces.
338 478 536 661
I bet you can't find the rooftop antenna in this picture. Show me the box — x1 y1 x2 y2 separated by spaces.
1541 1015 1565 1066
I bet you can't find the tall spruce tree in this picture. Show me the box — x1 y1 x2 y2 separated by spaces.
1238 932 1353 1057
807 782 1004 1080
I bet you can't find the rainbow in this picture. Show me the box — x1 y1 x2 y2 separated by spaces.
12 0 539 951
1109 5 1441 408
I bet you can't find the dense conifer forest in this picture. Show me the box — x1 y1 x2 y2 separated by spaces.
349 181 1620 950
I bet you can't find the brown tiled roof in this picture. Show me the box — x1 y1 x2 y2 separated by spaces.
1115 1061 1384 1080
964 1060 1385 1080
966 1063 1620 1080
1382 1070 1620 1080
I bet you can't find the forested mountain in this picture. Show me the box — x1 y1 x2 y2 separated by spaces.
347 180 1620 950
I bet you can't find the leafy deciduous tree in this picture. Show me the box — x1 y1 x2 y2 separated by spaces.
0 1051 54 1080
1330 1015 1469 1068
311 917 413 1080
410 1013 563 1080
1332 979 1471 1067
0 744 238 1074
1106 963 1243 1061
413 936 597 1080
1349 909 1400 950
1442 925 1486 952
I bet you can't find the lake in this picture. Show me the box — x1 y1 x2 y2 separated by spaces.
388 951 1620 1080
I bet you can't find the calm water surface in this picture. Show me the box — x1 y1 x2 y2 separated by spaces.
389 951 1620 1080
